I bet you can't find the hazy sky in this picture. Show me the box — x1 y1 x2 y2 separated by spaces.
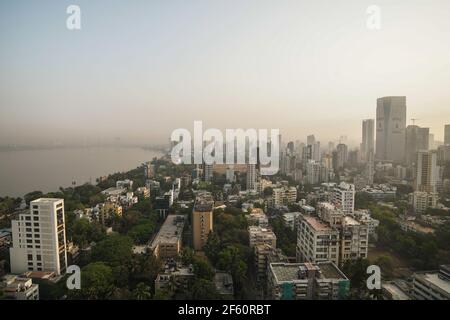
1 0 450 147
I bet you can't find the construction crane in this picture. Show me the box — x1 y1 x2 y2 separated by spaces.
411 118 420 125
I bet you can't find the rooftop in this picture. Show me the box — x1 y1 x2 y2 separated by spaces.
150 215 185 248
415 272 450 294
302 215 332 231
270 262 347 283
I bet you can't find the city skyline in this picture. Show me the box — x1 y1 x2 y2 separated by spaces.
1 0 450 146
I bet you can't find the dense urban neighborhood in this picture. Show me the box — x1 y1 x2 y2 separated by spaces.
1 108 450 300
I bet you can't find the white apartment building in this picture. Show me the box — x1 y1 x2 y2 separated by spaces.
296 215 340 266
10 198 67 275
332 182 355 214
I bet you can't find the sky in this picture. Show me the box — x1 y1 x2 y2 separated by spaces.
1 0 450 147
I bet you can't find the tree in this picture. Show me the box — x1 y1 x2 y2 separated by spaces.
190 279 219 300
127 220 156 244
70 262 114 300
132 282 152 300
192 257 214 281
91 234 133 266
72 218 105 248
181 247 195 265
24 191 43 205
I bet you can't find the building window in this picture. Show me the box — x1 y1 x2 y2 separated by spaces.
28 254 33 260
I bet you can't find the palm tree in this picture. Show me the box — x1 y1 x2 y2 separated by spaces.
133 282 152 300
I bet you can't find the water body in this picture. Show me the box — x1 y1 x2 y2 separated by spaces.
0 147 161 197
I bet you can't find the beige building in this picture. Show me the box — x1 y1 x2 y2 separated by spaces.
248 226 277 248
150 215 185 259
415 150 439 193
10 198 67 275
410 191 438 215
192 193 214 251
339 216 369 263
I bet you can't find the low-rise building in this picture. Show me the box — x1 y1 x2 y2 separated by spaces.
150 215 185 260
155 262 194 294
412 265 450 300
282 212 301 230
1 274 39 300
248 226 277 248
214 272 234 299
267 261 349 300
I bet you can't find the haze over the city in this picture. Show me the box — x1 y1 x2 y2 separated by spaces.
1 0 450 147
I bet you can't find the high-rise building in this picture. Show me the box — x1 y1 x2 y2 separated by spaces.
204 164 213 182
335 144 348 170
445 124 450 146
332 182 355 214
192 193 214 251
246 164 258 191
405 125 429 165
307 135 316 146
226 165 235 183
10 198 67 275
376 96 407 163
361 119 375 162
415 150 439 193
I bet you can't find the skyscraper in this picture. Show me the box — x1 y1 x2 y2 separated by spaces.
405 125 429 165
246 164 258 191
361 119 375 163
376 96 407 163
10 198 67 275
336 143 348 170
415 150 438 193
445 124 450 146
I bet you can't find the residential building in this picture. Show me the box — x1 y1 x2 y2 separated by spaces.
445 124 450 146
437 145 450 165
248 226 277 248
10 198 67 275
339 216 369 263
410 191 438 215
150 215 185 260
267 261 349 300
192 192 214 251
412 265 450 300
1 274 39 300
246 164 258 191
296 215 340 266
405 125 429 165
361 119 375 162
376 96 407 162
415 150 439 193
282 212 302 230
335 144 348 170
254 244 288 284
332 182 355 214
